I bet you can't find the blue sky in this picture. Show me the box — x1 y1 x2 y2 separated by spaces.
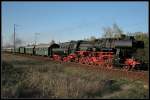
2 1 148 45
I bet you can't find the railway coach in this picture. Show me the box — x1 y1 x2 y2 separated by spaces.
13 47 20 53
35 43 59 57
25 45 35 55
3 48 14 53
19 46 26 54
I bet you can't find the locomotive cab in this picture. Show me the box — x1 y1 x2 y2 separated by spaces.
113 37 145 70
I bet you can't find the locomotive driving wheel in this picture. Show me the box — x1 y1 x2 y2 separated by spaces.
63 57 67 62
123 65 131 71
107 64 113 69
79 57 83 64
85 57 90 65
75 57 79 63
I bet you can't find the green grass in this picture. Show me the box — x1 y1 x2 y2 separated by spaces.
1 53 149 99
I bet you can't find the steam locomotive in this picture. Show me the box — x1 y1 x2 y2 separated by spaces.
51 36 146 71
4 35 147 71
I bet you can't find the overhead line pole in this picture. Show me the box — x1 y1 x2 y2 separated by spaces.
14 24 16 52
34 33 40 45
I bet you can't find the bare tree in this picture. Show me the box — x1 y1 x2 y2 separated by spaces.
15 38 24 47
113 23 123 38
102 23 124 38
3 42 13 48
89 36 96 41
50 40 55 44
10 34 24 47
102 26 113 38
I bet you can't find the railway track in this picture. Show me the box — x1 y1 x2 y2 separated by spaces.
4 52 149 83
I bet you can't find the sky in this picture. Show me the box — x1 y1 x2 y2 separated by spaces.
2 1 148 46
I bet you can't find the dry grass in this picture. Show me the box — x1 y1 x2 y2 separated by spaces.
1 53 149 99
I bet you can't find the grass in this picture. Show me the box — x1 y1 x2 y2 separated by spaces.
1 53 149 99
107 81 149 99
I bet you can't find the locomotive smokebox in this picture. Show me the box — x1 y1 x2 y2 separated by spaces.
115 40 133 48
134 41 144 48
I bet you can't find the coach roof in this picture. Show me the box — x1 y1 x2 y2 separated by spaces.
25 45 35 48
35 43 59 48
